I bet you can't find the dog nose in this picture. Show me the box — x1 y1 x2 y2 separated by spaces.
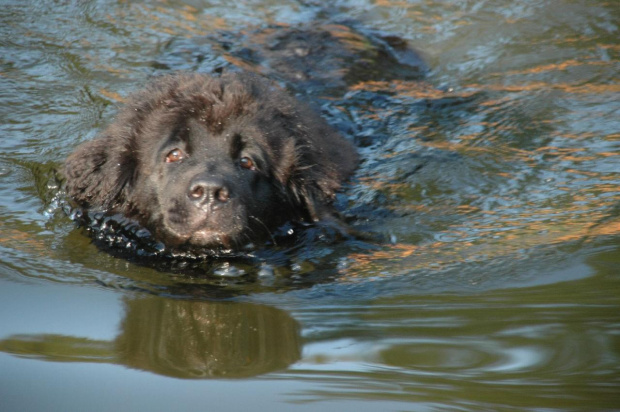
188 176 230 207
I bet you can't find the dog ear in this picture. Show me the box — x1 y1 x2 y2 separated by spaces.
63 134 135 211
291 110 359 223
229 72 358 224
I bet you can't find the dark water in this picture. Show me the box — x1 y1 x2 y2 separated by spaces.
1 0 619 410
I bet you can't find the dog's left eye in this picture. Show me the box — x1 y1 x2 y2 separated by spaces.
239 156 256 171
165 149 185 163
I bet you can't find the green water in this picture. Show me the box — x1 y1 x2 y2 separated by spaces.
1 0 619 410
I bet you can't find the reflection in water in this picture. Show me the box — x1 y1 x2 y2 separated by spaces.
0 0 619 409
0 296 300 379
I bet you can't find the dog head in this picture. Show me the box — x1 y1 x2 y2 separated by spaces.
63 72 357 251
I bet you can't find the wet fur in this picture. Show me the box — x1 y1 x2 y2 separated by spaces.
63 72 358 251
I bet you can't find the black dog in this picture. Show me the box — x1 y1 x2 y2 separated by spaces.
63 72 358 252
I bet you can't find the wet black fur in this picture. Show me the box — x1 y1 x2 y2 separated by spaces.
63 72 358 252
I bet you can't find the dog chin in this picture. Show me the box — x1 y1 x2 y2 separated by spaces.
188 229 233 249
157 220 228 248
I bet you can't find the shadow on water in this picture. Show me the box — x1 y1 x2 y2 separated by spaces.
0 295 301 379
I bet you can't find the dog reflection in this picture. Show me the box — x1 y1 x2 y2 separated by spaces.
0 296 300 379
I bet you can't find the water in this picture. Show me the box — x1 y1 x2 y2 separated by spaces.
1 0 619 410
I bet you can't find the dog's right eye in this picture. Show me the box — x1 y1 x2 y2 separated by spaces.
239 156 256 171
165 149 185 163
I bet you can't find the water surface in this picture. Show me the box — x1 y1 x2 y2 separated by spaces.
1 0 619 410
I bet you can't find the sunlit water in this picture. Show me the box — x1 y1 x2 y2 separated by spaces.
1 1 619 411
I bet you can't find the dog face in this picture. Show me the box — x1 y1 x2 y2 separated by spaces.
63 72 358 252
130 117 297 249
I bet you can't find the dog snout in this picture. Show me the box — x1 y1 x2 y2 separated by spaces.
188 175 230 208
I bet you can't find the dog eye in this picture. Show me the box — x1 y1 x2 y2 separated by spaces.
165 149 185 163
239 156 256 171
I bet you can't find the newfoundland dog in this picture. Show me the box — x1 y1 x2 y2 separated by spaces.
63 72 358 253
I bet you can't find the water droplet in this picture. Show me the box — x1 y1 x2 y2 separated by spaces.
153 242 166 253
135 228 151 238
258 265 274 278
